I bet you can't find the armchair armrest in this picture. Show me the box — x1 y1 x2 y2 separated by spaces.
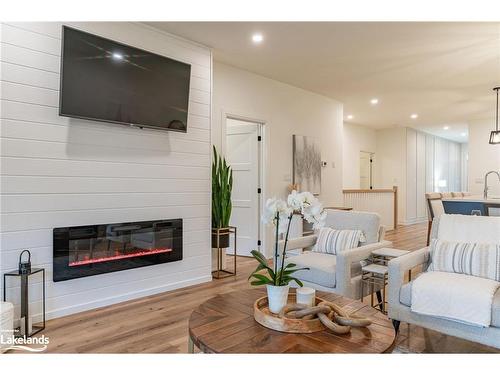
276 235 317 265
388 247 430 309
278 235 317 253
379 226 387 241
336 240 392 297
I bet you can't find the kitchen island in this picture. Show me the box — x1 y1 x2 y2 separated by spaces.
442 196 500 216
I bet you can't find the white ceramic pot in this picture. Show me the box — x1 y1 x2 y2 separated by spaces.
266 284 290 314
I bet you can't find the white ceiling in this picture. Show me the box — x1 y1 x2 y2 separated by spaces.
148 22 500 142
416 122 469 143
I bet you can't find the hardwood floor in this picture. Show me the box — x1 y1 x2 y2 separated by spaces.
385 222 428 251
38 256 259 353
27 223 498 353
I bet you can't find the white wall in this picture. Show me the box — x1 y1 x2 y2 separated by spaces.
460 143 469 192
212 63 344 255
468 118 500 195
375 127 465 225
374 127 407 223
213 63 344 205
342 122 377 189
0 22 212 320
433 136 462 193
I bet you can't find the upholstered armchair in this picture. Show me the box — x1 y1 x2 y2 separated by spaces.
279 210 392 299
388 215 500 349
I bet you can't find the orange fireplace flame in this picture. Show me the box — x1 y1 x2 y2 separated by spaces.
69 248 173 266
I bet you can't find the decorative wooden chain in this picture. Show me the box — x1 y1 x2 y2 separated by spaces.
278 301 371 334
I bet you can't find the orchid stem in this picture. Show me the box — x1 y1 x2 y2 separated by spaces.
274 213 279 285
278 212 294 286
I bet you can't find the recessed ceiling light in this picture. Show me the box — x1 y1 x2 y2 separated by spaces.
370 98 379 105
346 115 353 120
112 52 123 60
252 33 263 43
410 114 418 119
443 126 450 130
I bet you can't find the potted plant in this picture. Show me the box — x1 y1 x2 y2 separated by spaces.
249 191 326 314
211 146 233 248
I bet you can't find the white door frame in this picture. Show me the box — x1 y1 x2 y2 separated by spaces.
221 110 268 257
360 150 375 189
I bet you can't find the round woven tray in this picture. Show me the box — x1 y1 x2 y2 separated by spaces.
253 293 326 333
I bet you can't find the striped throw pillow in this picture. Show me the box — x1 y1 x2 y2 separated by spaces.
313 228 365 255
428 239 500 282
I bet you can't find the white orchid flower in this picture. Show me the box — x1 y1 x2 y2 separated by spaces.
312 205 326 230
302 198 326 229
277 212 291 234
275 199 291 215
255 191 326 287
287 190 304 211
262 198 292 234
299 191 316 207
264 192 325 235
311 208 327 230
262 198 279 225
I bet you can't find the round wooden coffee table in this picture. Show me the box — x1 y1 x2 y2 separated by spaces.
188 288 396 353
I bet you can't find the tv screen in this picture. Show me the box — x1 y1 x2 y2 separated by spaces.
59 26 191 132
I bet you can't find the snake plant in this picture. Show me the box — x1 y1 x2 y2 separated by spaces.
212 146 233 228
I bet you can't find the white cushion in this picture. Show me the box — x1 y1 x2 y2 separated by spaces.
285 252 362 288
428 239 500 282
289 252 337 287
324 210 381 244
313 227 364 255
400 281 413 307
399 277 500 328
437 214 500 244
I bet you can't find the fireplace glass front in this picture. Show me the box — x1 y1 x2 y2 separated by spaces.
53 219 182 281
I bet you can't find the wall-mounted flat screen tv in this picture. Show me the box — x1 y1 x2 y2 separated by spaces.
59 26 191 132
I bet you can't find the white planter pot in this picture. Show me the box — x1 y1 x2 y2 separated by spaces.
266 284 290 314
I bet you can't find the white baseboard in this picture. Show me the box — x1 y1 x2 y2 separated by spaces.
39 274 213 321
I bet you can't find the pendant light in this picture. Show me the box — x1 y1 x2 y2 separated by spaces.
490 86 500 144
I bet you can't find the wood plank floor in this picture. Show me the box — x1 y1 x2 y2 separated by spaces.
385 222 428 251
26 223 498 353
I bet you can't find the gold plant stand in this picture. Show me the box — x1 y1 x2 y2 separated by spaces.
212 226 237 279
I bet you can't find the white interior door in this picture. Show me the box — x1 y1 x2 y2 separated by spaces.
225 118 261 257
360 151 373 189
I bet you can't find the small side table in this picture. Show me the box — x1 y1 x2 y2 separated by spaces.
360 264 388 313
361 248 411 314
371 247 411 280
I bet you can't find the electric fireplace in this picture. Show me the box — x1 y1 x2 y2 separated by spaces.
53 219 182 281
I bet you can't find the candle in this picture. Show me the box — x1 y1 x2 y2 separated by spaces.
20 316 33 336
296 287 315 307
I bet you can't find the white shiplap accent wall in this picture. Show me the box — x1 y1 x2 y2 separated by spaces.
0 22 212 319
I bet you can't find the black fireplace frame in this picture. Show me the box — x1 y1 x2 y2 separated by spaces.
53 219 183 282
